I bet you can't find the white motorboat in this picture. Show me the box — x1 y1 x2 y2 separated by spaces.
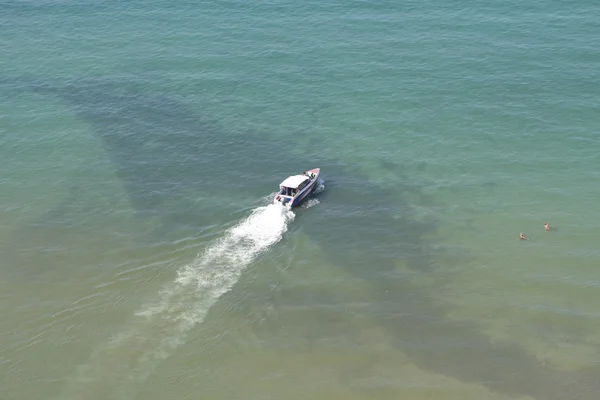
274 168 320 208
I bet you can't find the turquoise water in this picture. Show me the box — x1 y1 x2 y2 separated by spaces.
1 1 600 399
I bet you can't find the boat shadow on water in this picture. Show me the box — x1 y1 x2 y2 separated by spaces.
5 75 599 400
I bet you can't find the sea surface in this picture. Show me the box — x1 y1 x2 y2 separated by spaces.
1 1 600 399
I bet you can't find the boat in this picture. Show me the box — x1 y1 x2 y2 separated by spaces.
274 168 320 208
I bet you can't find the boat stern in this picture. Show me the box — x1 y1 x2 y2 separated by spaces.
274 194 293 208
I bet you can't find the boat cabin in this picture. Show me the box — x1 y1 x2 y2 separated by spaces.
278 174 310 197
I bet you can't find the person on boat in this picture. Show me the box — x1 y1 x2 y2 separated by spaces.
519 233 528 240
544 222 550 231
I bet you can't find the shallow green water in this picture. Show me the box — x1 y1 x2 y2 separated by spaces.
1 1 599 399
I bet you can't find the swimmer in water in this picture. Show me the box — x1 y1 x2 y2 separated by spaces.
520 233 528 240
544 222 550 231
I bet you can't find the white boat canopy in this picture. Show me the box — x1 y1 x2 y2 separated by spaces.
279 175 309 189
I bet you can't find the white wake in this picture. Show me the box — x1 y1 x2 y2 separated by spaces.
61 203 294 400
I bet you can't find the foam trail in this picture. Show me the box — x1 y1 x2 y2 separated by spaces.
61 203 294 400
302 198 320 208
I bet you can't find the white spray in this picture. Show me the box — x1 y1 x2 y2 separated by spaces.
61 203 294 400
